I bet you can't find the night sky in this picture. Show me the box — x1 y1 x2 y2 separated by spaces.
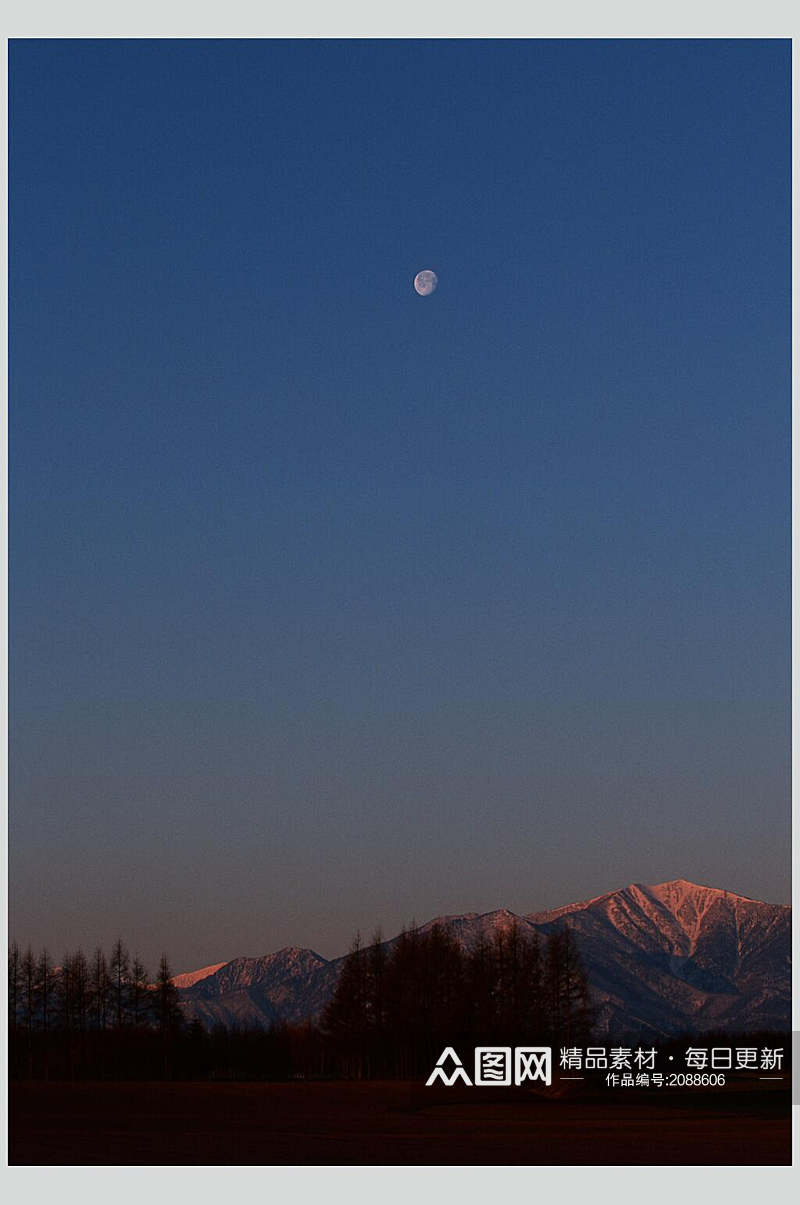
10 39 790 972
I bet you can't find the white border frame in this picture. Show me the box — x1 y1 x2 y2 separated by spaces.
1 2 797 1195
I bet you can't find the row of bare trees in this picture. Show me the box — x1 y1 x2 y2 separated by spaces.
10 922 593 1081
9 940 182 1034
320 921 592 1078
9 940 183 1080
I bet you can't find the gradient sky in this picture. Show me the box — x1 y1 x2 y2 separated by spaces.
10 39 790 973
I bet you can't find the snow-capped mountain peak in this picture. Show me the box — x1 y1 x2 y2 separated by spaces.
175 878 789 1038
171 962 227 989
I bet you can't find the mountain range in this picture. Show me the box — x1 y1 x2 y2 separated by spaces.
175 879 790 1037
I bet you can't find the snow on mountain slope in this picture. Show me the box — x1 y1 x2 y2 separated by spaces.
524 879 790 1035
176 879 790 1037
179 947 337 1030
171 962 227 989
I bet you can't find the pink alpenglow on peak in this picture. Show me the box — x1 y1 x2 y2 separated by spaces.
174 879 789 1037
171 962 227 990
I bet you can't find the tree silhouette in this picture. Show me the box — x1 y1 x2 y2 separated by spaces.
7 919 600 1083
154 954 183 1079
71 949 90 1034
544 926 592 1043
321 933 370 1077
21 947 36 1078
155 954 182 1031
8 942 20 1031
110 938 130 1028
90 948 110 1031
129 954 150 1027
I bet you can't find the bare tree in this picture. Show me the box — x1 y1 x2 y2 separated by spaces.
544 926 592 1043
155 954 182 1079
36 949 55 1033
155 954 182 1032
129 954 150 1027
72 949 89 1033
321 933 369 1077
90 947 110 1030
8 942 21 1031
59 949 89 1033
21 946 36 1078
59 951 76 1032
36 949 56 1079
110 938 130 1028
22 947 36 1032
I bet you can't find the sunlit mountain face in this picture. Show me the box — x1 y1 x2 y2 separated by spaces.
176 880 790 1037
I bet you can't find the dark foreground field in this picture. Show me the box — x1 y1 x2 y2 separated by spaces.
10 1080 791 1165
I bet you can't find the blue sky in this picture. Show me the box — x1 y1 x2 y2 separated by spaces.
11 39 790 969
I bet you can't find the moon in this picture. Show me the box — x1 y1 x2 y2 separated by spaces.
414 269 438 296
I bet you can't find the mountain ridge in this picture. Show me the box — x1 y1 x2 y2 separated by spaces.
175 879 790 1037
